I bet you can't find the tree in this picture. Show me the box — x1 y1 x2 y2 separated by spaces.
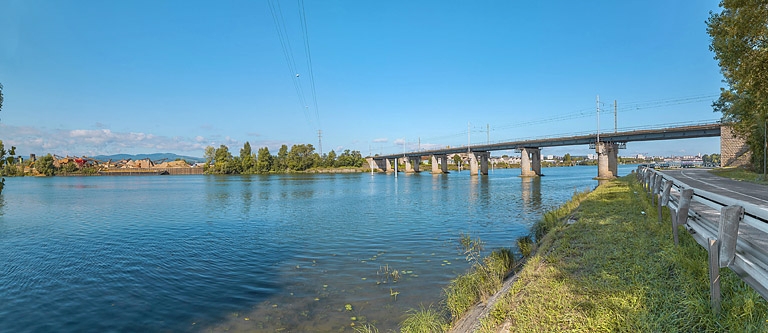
453 154 463 169
0 83 4 192
287 144 317 171
0 141 18 176
61 161 78 173
337 149 365 167
274 144 289 172
208 144 238 174
240 141 256 174
563 153 572 165
324 150 337 167
203 146 215 172
708 2 768 170
256 147 273 173
35 154 56 176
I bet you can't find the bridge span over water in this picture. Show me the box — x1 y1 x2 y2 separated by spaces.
366 122 724 179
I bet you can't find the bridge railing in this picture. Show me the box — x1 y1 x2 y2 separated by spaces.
636 166 768 312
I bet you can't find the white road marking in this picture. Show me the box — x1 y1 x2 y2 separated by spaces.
677 169 768 205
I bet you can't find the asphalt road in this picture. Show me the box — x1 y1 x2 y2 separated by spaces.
659 168 768 208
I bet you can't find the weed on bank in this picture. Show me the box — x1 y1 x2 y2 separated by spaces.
480 176 768 332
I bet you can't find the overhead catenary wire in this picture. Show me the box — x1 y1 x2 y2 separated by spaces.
377 93 720 154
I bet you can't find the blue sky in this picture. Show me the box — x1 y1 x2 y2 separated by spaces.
0 0 723 158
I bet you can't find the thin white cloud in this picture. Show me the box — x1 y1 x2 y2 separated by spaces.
393 138 405 145
372 138 388 143
0 124 221 157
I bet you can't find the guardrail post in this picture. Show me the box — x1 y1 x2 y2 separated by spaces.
659 180 673 223
708 238 721 314
652 174 663 206
642 170 650 190
648 173 656 197
672 188 694 246
718 205 745 268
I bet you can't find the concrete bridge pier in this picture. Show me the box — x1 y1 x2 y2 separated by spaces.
366 157 388 172
469 152 489 176
431 154 448 174
404 156 420 173
520 147 542 177
595 142 618 179
384 158 394 172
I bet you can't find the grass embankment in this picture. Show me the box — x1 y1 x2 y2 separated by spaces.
394 191 593 333
710 168 768 185
479 175 768 332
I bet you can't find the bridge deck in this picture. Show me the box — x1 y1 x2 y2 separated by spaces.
374 123 721 159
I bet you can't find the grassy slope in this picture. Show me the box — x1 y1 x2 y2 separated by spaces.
480 176 768 332
709 168 768 186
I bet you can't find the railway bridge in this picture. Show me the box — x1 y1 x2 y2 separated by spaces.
366 122 740 179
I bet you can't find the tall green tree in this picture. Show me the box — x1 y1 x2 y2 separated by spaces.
203 146 215 172
287 144 317 171
256 147 273 173
240 141 256 174
337 149 365 167
209 145 238 174
324 150 337 167
274 144 289 172
708 1 768 170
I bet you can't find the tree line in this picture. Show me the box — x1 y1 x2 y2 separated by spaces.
203 142 366 174
708 2 768 172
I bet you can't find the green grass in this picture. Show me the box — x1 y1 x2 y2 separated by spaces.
400 304 448 333
710 168 768 185
444 247 515 320
478 176 768 332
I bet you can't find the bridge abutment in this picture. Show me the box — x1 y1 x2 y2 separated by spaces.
596 142 618 179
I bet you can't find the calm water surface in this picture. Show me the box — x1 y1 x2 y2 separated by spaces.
0 166 634 332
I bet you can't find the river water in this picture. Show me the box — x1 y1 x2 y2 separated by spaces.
0 165 634 332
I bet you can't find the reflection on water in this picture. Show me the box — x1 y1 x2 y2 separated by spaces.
521 176 542 211
0 166 637 332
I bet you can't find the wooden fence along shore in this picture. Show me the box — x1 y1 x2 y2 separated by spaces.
638 166 768 313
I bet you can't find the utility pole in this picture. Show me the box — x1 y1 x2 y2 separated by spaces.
596 95 600 146
487 123 490 145
418 137 421 151
614 100 617 133
318 130 323 156
467 122 471 153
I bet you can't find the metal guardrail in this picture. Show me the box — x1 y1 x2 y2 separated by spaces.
637 166 768 312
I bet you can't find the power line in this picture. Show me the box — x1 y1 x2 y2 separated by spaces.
267 0 313 127
298 0 321 129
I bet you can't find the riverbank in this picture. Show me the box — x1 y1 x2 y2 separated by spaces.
466 175 768 332
709 167 768 185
